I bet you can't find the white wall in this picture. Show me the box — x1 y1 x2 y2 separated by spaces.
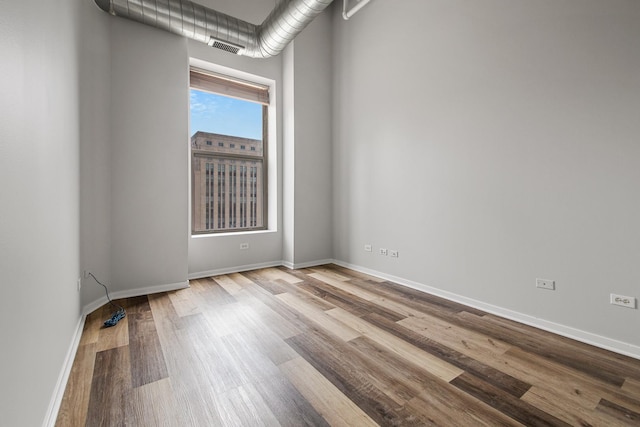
82 0 285 292
79 0 112 308
186 1 286 277
99 0 334 281
109 20 189 292
284 10 334 267
187 0 334 275
0 0 98 424
333 0 640 351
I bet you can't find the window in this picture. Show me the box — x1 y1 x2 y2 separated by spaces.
190 67 269 234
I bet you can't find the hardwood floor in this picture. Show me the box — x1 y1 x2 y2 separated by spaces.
56 265 640 426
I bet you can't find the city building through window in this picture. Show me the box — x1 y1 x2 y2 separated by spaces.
190 67 269 234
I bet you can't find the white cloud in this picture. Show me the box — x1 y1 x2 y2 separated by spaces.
190 90 220 116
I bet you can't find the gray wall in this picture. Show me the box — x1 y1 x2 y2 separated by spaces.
80 0 112 307
0 0 107 424
283 9 334 267
187 0 334 275
187 0 286 277
76 0 335 293
109 20 189 292
332 0 640 349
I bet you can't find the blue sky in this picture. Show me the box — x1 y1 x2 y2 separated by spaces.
190 89 262 140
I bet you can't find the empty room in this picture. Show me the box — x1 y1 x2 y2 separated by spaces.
1 0 639 425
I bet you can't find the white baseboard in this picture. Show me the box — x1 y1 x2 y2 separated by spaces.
42 314 86 427
282 258 334 270
188 261 284 280
190 258 335 279
82 280 189 316
332 260 640 361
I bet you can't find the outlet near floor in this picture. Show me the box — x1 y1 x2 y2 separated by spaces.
610 294 636 309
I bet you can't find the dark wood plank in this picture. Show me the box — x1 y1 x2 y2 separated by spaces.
451 372 571 427
596 398 640 425
286 326 431 426
85 346 132 427
405 382 523 427
459 312 636 386
346 274 489 317
126 296 168 388
347 336 447 403
55 343 96 427
129 333 168 388
296 274 407 322
363 312 531 398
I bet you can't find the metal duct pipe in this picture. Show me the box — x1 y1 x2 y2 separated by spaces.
94 0 333 58
342 0 372 20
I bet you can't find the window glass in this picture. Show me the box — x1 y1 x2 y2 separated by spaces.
190 69 268 234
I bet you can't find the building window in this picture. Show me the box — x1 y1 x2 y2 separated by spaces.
190 67 269 234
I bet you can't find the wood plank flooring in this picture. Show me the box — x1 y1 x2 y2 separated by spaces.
56 265 640 426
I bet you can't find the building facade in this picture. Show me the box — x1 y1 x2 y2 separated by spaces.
191 131 264 233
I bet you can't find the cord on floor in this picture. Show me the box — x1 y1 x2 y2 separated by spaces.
87 272 126 327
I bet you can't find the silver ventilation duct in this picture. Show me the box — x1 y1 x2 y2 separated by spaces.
94 0 333 58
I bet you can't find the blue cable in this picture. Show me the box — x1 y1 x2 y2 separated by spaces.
88 272 126 327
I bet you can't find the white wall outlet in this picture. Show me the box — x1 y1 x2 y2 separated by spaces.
83 270 90 278
389 250 399 258
364 244 372 252
240 243 249 250
610 294 636 309
379 248 388 256
77 277 82 291
536 278 555 290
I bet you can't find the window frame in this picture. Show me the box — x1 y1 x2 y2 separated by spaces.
189 66 271 235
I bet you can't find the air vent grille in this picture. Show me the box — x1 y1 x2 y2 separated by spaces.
207 37 244 55
212 41 240 54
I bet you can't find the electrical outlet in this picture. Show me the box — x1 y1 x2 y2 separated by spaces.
389 250 399 258
83 270 90 278
364 244 372 252
536 278 555 290
77 277 82 291
379 248 388 256
610 294 636 309
240 243 249 250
